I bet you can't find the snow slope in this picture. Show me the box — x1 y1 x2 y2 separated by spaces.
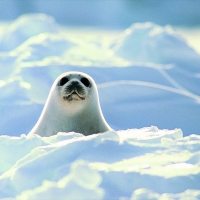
0 13 200 199
0 14 199 136
1 127 200 199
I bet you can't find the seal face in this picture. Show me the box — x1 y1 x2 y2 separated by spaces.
58 75 90 101
28 71 112 136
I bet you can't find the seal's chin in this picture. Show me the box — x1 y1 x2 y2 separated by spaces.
63 92 85 101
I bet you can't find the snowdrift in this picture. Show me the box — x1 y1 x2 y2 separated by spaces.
1 127 200 199
0 13 200 199
0 14 199 136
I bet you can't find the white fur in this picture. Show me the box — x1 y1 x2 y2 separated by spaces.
28 71 112 136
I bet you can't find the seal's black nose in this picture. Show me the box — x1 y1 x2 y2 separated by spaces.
71 81 79 86
69 81 80 90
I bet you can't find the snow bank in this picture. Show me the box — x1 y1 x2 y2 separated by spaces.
114 22 200 72
1 127 200 199
0 13 58 51
0 13 200 199
0 14 200 136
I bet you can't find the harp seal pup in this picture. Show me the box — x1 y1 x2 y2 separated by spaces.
28 71 112 136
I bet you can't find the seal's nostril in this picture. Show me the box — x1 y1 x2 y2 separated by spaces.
68 81 81 91
71 81 79 87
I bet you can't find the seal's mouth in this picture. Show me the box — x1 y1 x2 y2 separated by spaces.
63 91 85 101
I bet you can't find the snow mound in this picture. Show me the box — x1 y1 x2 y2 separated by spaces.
0 14 200 136
0 13 58 51
114 22 200 71
1 127 200 199
14 33 76 66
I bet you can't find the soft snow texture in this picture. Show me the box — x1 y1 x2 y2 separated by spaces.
0 13 200 199
0 14 200 136
1 127 200 199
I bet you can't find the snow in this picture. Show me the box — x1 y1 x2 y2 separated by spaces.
0 14 200 136
0 128 200 199
0 13 200 199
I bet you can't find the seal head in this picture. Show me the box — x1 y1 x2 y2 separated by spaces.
28 71 112 136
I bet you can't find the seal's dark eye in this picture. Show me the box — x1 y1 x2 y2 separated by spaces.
81 78 90 87
59 77 69 86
